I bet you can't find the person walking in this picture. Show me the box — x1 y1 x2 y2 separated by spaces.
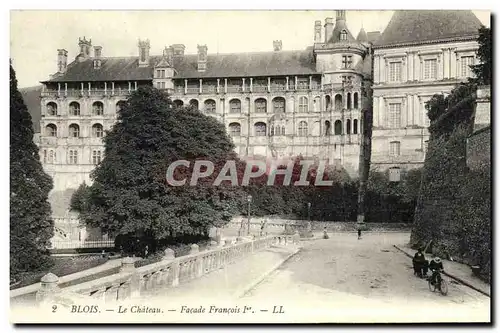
357 228 362 240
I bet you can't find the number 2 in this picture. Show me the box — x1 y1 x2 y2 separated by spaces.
52 305 57 313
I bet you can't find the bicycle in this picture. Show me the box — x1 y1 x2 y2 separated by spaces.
428 269 448 295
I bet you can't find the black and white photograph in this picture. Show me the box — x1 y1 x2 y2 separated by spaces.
8 8 492 324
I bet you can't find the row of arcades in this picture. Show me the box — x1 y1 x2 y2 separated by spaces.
226 118 360 137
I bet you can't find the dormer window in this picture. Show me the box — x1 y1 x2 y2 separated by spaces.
93 59 101 69
340 30 348 41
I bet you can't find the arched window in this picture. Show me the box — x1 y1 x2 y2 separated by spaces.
255 98 267 113
281 126 286 136
325 95 331 111
298 96 308 113
69 102 80 116
204 99 216 113
353 119 358 134
340 30 348 41
347 93 352 109
334 94 343 111
334 120 342 135
230 99 241 113
45 124 57 137
346 119 351 134
68 124 80 138
173 99 184 108
313 96 320 112
298 121 308 137
92 123 104 138
189 99 199 110
272 97 285 113
354 92 359 109
254 122 267 136
116 101 127 113
229 122 241 136
325 120 332 136
92 101 104 116
46 102 57 116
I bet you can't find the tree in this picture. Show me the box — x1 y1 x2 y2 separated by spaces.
10 64 54 279
80 87 243 241
471 26 492 86
70 182 91 212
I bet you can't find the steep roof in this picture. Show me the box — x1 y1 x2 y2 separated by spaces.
356 28 368 42
46 50 318 82
20 86 42 133
328 20 356 43
374 10 482 48
366 31 381 43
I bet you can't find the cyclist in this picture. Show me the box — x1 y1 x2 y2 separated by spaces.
428 256 444 285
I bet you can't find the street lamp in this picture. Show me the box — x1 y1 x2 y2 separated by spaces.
247 195 252 236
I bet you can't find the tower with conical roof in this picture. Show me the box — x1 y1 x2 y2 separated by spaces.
313 10 373 171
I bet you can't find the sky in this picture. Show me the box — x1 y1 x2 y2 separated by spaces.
10 10 491 88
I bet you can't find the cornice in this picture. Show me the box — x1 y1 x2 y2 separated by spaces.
373 34 479 50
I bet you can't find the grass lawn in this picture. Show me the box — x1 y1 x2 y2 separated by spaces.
10 255 109 290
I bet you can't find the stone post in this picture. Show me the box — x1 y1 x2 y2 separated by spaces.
163 248 175 260
190 244 200 254
120 256 136 273
119 257 140 298
36 273 60 305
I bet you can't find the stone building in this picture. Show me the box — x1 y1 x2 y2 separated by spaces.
371 10 483 181
36 10 484 240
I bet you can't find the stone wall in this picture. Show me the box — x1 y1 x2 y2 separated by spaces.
467 126 491 172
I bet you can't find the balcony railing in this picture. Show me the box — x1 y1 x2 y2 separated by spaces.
227 86 243 93
252 86 267 93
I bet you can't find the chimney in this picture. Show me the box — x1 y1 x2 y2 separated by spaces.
324 18 334 43
273 40 282 51
197 45 208 72
336 10 346 22
93 46 102 69
171 44 186 57
76 37 92 62
57 49 68 73
314 20 322 43
138 39 150 67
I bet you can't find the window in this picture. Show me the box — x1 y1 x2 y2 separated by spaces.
229 123 241 136
298 97 308 112
92 123 104 138
45 124 57 137
255 98 267 113
272 97 285 113
388 103 401 128
424 140 429 153
390 141 401 156
68 124 80 138
353 92 359 109
92 102 104 116
156 82 161 89
461 56 474 77
388 62 402 82
325 121 332 135
388 167 401 182
423 59 437 80
43 149 47 163
346 119 351 134
353 119 358 134
298 121 308 136
334 120 342 135
342 55 352 69
297 79 308 89
46 102 57 116
204 99 216 113
69 150 78 164
161 82 165 89
156 70 160 78
281 126 286 136
334 94 343 111
189 99 199 110
48 150 56 164
347 93 352 109
173 100 184 108
254 122 267 136
92 150 102 165
69 102 80 116
340 30 348 41
230 99 241 113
